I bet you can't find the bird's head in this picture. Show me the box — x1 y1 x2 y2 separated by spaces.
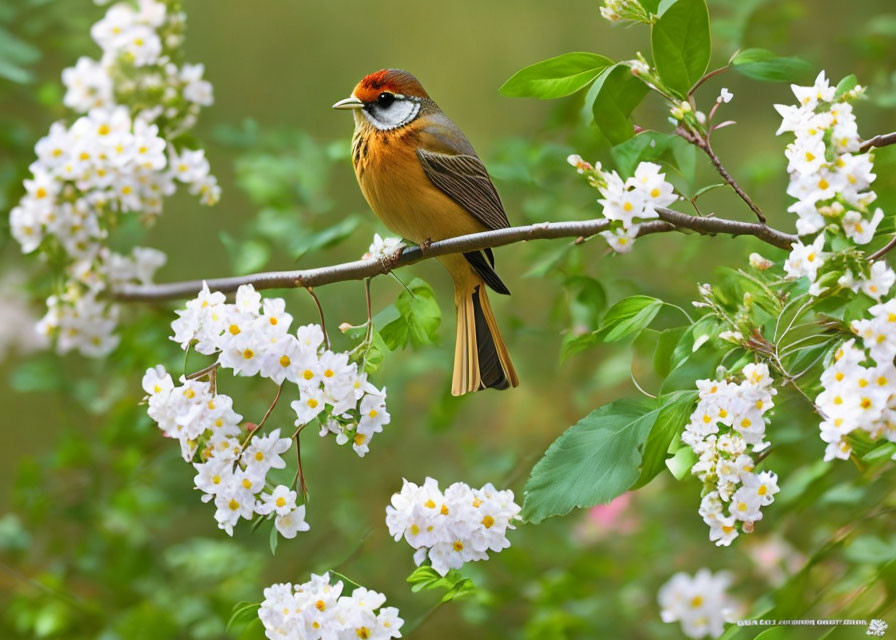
333 69 430 131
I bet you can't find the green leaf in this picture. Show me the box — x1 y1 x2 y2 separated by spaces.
834 73 858 99
654 326 686 377
226 602 260 632
651 0 711 96
522 397 659 523
587 64 649 145
379 278 441 350
595 295 663 343
219 231 271 275
611 131 677 178
730 48 813 83
0 25 40 83
9 356 67 393
632 391 698 488
500 52 613 99
665 445 696 479
291 216 361 260
406 566 477 601
269 524 278 556
328 570 362 593
559 331 600 362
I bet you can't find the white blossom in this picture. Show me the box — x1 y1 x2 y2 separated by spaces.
658 569 737 638
258 573 403 640
385 477 521 576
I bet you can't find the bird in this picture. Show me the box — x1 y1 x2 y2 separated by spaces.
333 69 518 396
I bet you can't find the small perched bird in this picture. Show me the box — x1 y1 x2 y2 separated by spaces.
333 69 518 396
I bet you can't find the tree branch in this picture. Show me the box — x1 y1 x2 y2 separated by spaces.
859 131 896 152
112 212 796 302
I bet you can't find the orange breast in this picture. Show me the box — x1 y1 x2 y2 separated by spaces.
352 123 488 245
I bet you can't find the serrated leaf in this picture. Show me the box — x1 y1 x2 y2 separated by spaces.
730 48 813 83
522 397 659 523
500 52 613 99
587 63 649 145
651 0 711 96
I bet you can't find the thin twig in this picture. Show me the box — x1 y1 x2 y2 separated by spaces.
185 361 219 381
859 131 896 152
305 286 329 349
689 65 730 97
112 215 797 302
675 126 767 223
363 278 373 343
869 234 896 261
292 424 308 500
239 383 283 452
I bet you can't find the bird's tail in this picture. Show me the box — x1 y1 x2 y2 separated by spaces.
452 282 518 396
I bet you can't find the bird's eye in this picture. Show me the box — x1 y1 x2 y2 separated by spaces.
377 92 395 107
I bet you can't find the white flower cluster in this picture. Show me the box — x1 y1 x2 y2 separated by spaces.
259 574 404 640
9 0 218 358
682 363 780 547
363 233 403 260
385 477 520 576
169 283 391 457
142 366 309 538
816 298 896 461
567 156 677 253
658 569 736 639
777 71 893 297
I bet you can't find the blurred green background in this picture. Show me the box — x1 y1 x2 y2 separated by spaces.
2 0 896 638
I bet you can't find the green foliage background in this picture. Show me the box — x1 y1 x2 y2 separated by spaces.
2 0 896 638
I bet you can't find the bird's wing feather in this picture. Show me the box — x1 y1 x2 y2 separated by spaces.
416 148 510 231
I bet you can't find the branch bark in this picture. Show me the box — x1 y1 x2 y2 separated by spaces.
859 131 896 152
112 211 797 302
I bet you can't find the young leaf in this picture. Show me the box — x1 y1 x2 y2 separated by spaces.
559 331 600 363
730 48 813 83
226 601 261 632
651 0 711 96
587 64 649 145
632 391 698 488
834 74 858 99
379 278 441 350
665 445 696 479
522 397 660 523
269 524 279 555
500 52 613 99
594 295 663 343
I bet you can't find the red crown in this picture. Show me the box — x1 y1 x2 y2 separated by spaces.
354 69 429 102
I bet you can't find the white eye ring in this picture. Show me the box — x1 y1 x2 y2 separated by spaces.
363 96 421 131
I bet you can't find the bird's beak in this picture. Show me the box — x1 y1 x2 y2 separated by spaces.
332 96 364 110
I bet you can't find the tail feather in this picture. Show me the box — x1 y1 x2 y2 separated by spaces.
452 284 518 396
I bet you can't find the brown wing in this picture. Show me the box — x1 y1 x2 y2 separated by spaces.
416 149 510 231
